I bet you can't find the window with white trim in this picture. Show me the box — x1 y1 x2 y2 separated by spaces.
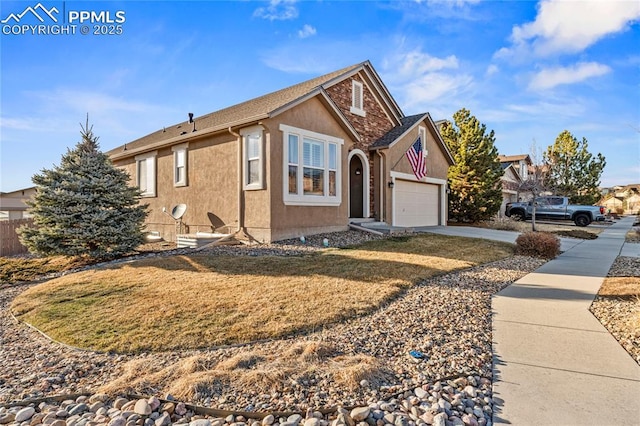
520 160 528 180
135 151 157 197
241 126 264 190
172 144 188 187
350 80 366 117
281 124 342 206
418 126 428 157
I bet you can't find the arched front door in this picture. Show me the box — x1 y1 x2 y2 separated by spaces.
349 155 364 218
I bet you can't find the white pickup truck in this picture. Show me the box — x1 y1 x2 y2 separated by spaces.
505 196 606 227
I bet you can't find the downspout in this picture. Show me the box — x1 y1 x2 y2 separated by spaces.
377 151 385 222
228 126 243 233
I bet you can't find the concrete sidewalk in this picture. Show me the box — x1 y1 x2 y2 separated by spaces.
491 216 640 425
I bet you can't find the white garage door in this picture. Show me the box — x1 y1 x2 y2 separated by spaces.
394 180 440 227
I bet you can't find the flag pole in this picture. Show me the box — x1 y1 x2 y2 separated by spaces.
390 151 406 171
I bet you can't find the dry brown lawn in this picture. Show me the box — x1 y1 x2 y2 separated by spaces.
0 256 94 286
481 218 603 238
598 277 640 297
11 235 512 353
98 341 390 399
627 228 640 243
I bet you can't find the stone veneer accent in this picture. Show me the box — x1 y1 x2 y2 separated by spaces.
325 74 396 217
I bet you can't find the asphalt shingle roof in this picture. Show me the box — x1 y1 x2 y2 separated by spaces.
107 62 365 156
369 113 426 149
498 154 530 163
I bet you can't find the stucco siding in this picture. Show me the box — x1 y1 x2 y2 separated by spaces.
114 133 239 241
259 96 355 242
382 120 450 225
387 121 449 181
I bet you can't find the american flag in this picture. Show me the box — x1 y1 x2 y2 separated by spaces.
406 137 427 180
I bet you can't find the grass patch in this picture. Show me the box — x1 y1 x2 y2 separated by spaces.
627 228 640 243
97 341 392 400
598 277 640 298
481 219 602 239
0 256 94 286
11 234 512 353
554 229 599 240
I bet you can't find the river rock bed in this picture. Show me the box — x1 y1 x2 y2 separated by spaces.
1 229 549 426
590 255 640 364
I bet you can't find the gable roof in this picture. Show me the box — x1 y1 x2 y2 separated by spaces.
369 114 425 149
499 154 531 164
370 113 455 165
108 61 402 160
501 163 522 182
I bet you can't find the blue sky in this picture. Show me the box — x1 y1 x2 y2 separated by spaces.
1 0 639 192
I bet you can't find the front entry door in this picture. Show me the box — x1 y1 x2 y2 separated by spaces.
349 156 364 218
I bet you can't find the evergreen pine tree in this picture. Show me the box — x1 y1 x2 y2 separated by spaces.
19 119 148 259
441 108 504 222
544 130 606 205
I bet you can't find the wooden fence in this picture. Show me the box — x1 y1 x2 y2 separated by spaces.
0 218 33 257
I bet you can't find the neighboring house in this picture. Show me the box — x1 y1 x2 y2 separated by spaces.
498 154 532 217
0 186 35 220
107 61 455 243
600 183 640 214
600 195 623 213
498 163 522 218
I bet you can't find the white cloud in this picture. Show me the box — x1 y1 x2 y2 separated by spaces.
506 99 587 118
261 39 362 74
253 0 298 21
402 73 474 107
499 0 640 58
3 88 177 148
485 64 499 76
29 89 159 114
394 50 459 76
424 0 481 6
528 62 611 90
382 49 473 112
298 24 316 39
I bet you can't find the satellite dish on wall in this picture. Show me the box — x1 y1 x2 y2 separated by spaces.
171 204 187 220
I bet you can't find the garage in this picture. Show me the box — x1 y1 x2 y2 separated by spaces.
393 180 440 227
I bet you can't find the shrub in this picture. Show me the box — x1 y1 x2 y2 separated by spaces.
515 231 560 259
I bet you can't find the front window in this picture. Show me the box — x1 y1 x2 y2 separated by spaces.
303 138 325 195
281 124 342 206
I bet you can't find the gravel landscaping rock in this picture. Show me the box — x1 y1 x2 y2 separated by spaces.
1 230 549 426
590 256 640 364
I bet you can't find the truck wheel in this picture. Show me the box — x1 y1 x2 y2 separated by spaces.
574 214 591 227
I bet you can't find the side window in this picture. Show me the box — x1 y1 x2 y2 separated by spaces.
520 160 528 180
135 151 157 197
350 80 366 117
550 197 563 206
241 126 264 190
171 144 188 187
